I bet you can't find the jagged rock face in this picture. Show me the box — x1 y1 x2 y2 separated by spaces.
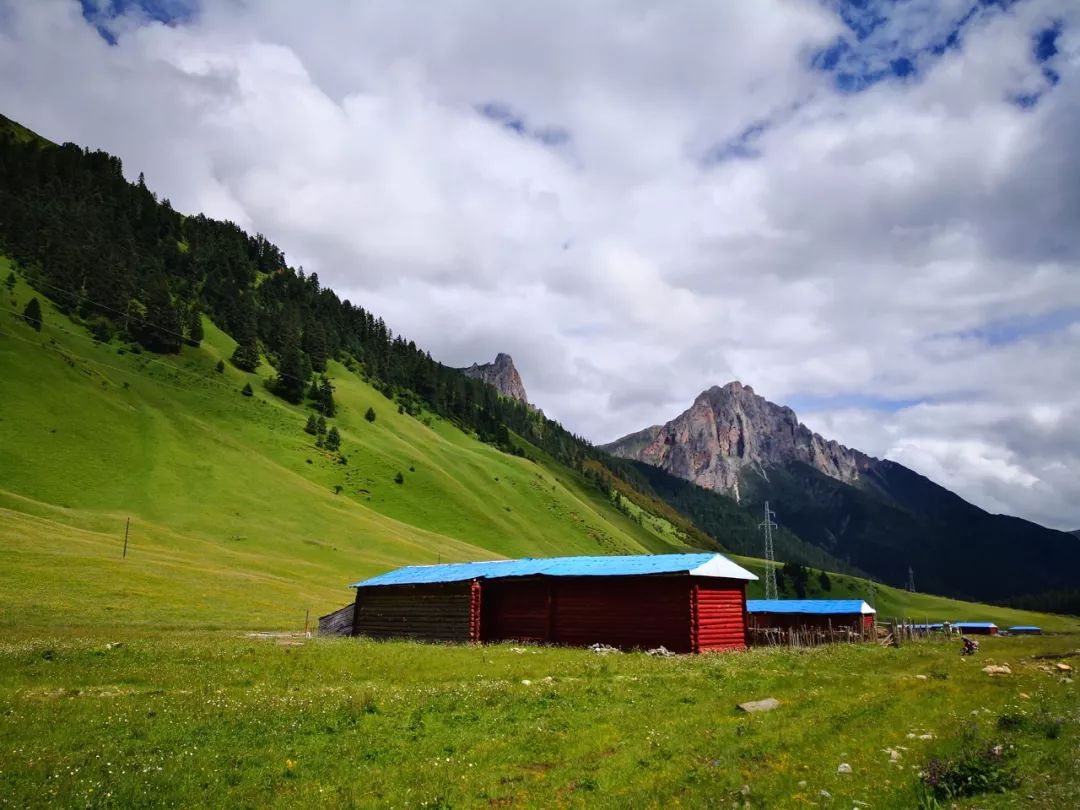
603 381 871 496
462 353 528 404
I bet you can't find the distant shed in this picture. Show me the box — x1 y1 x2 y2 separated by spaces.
1007 625 1041 635
954 621 999 636
347 553 757 653
746 599 876 634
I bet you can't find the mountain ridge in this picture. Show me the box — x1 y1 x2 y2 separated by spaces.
604 381 1080 602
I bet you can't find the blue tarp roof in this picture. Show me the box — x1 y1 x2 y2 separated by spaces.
352 552 757 588
746 599 875 615
953 622 998 628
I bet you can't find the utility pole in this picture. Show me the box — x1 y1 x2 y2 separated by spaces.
759 501 779 600
122 517 130 558
907 566 916 593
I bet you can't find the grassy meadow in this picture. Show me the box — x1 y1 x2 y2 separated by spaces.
0 632 1077 808
2 256 1079 807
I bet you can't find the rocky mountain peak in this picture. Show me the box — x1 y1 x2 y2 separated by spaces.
602 381 871 499
461 353 528 404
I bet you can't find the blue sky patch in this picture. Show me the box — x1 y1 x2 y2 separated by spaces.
810 0 1029 93
80 0 194 44
477 102 570 148
704 121 769 165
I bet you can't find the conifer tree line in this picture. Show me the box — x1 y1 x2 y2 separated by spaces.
0 127 603 472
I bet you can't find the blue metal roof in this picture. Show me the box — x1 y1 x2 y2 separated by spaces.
1007 625 1041 631
352 552 757 588
746 599 875 615
953 622 998 628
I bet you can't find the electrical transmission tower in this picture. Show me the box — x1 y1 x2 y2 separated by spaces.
758 501 779 600
907 566 916 593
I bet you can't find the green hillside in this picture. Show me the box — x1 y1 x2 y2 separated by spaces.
0 261 689 631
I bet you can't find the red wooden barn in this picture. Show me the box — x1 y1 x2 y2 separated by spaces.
954 622 999 636
346 553 758 653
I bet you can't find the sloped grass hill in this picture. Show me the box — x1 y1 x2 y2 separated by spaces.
0 264 689 631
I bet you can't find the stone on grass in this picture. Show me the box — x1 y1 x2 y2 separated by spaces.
982 664 1011 675
1055 663 1072 672
837 763 853 774
737 697 780 713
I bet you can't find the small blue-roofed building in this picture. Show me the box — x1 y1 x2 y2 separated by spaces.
325 553 758 653
745 599 876 636
953 621 999 636
1007 625 1041 635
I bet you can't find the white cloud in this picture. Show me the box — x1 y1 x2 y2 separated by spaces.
1 0 1079 528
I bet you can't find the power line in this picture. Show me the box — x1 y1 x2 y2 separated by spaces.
758 500 779 600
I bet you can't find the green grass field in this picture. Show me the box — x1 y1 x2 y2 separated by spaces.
0 631 1076 808
2 257 1079 807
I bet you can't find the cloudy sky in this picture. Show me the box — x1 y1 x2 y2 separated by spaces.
2 0 1079 529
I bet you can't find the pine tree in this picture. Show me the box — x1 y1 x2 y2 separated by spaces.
272 330 309 404
325 426 341 452
316 416 327 435
215 359 225 373
185 308 204 347
137 275 183 353
304 415 319 435
365 407 376 423
394 471 404 485
307 377 320 401
302 322 328 373
4 271 14 291
818 570 832 592
22 297 42 331
241 382 254 397
231 338 260 372
319 375 336 417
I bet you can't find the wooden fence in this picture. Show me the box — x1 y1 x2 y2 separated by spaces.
747 618 956 648
747 622 872 647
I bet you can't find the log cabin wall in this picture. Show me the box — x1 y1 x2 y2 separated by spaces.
693 578 748 651
354 581 478 642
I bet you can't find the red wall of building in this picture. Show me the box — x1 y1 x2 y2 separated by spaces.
356 576 749 653
480 575 748 653
693 579 748 651
551 577 694 652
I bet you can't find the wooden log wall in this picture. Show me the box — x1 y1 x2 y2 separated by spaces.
551 577 694 652
317 603 355 637
693 579 748 651
354 582 477 642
